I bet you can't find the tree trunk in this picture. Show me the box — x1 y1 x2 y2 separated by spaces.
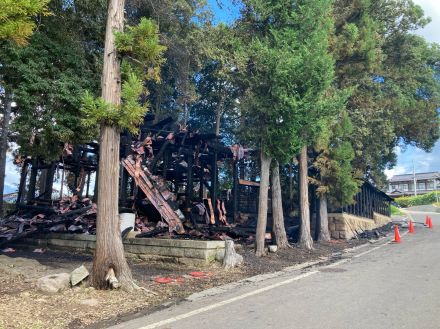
318 194 331 242
215 104 222 136
91 0 135 291
271 162 290 249
255 150 271 257
0 93 12 215
298 146 313 249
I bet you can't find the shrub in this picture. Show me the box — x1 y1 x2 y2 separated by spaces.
395 191 439 208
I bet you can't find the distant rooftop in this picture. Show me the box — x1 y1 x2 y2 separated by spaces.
389 172 440 182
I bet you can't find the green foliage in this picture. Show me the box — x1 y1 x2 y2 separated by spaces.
395 191 440 208
1 1 105 159
237 0 338 163
313 112 361 207
390 204 404 215
0 0 50 45
332 0 440 184
81 18 166 134
115 17 166 82
124 0 210 119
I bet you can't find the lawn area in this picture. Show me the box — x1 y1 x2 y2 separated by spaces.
390 205 404 215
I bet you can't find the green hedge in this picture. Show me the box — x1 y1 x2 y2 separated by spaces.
390 204 404 215
395 191 439 208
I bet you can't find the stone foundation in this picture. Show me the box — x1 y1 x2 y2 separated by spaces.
17 233 225 265
328 212 391 240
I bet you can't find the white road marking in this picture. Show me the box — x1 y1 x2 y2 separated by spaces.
136 271 320 329
128 233 411 329
353 246 381 258
324 259 350 268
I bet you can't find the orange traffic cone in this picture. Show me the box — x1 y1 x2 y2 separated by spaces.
409 220 415 233
394 225 401 243
425 216 430 226
428 217 433 229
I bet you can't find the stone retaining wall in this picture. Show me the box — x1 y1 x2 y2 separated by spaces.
18 233 225 265
328 212 391 240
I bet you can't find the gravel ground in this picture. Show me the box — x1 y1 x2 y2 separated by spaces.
0 236 378 329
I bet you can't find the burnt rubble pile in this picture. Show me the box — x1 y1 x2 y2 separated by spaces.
0 196 97 247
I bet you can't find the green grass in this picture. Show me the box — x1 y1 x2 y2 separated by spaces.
390 204 404 215
395 191 439 208
434 202 440 208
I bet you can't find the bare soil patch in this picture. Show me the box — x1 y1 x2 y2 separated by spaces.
0 238 372 329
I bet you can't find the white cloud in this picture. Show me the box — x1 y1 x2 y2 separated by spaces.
385 166 407 179
413 0 440 43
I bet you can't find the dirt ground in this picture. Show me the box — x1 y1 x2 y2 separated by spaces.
0 238 371 329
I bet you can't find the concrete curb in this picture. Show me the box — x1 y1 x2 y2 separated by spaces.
186 236 391 302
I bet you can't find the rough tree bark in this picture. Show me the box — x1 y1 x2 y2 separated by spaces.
255 150 271 257
318 194 331 242
271 162 290 249
91 0 136 291
298 146 313 250
0 93 12 215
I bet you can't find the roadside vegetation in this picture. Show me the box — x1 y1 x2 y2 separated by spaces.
390 204 404 215
394 192 440 208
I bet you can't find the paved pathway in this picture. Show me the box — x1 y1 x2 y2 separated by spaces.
109 212 440 329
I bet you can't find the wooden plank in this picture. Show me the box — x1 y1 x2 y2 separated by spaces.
239 179 260 187
122 157 185 234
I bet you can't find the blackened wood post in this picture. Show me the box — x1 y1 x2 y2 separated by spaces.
232 159 239 222
93 166 99 202
186 152 194 208
369 186 373 218
26 158 38 204
361 185 366 217
45 162 56 200
211 151 218 222
199 160 204 200
16 160 29 206
120 165 128 206
163 149 169 180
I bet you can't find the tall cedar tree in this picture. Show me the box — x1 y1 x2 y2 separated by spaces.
312 112 360 241
237 0 337 253
332 0 440 185
82 4 166 289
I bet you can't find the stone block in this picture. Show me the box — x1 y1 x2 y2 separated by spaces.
37 273 70 294
335 223 346 230
70 265 89 286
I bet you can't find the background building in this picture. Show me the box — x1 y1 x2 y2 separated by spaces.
388 172 440 197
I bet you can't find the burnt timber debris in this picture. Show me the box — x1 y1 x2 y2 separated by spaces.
1 115 392 247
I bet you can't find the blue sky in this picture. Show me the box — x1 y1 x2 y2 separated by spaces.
207 0 240 24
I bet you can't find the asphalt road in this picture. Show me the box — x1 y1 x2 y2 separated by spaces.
109 210 440 329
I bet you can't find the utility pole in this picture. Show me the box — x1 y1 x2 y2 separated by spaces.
435 173 439 203
413 162 417 196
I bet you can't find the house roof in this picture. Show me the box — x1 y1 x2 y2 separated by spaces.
389 172 440 183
